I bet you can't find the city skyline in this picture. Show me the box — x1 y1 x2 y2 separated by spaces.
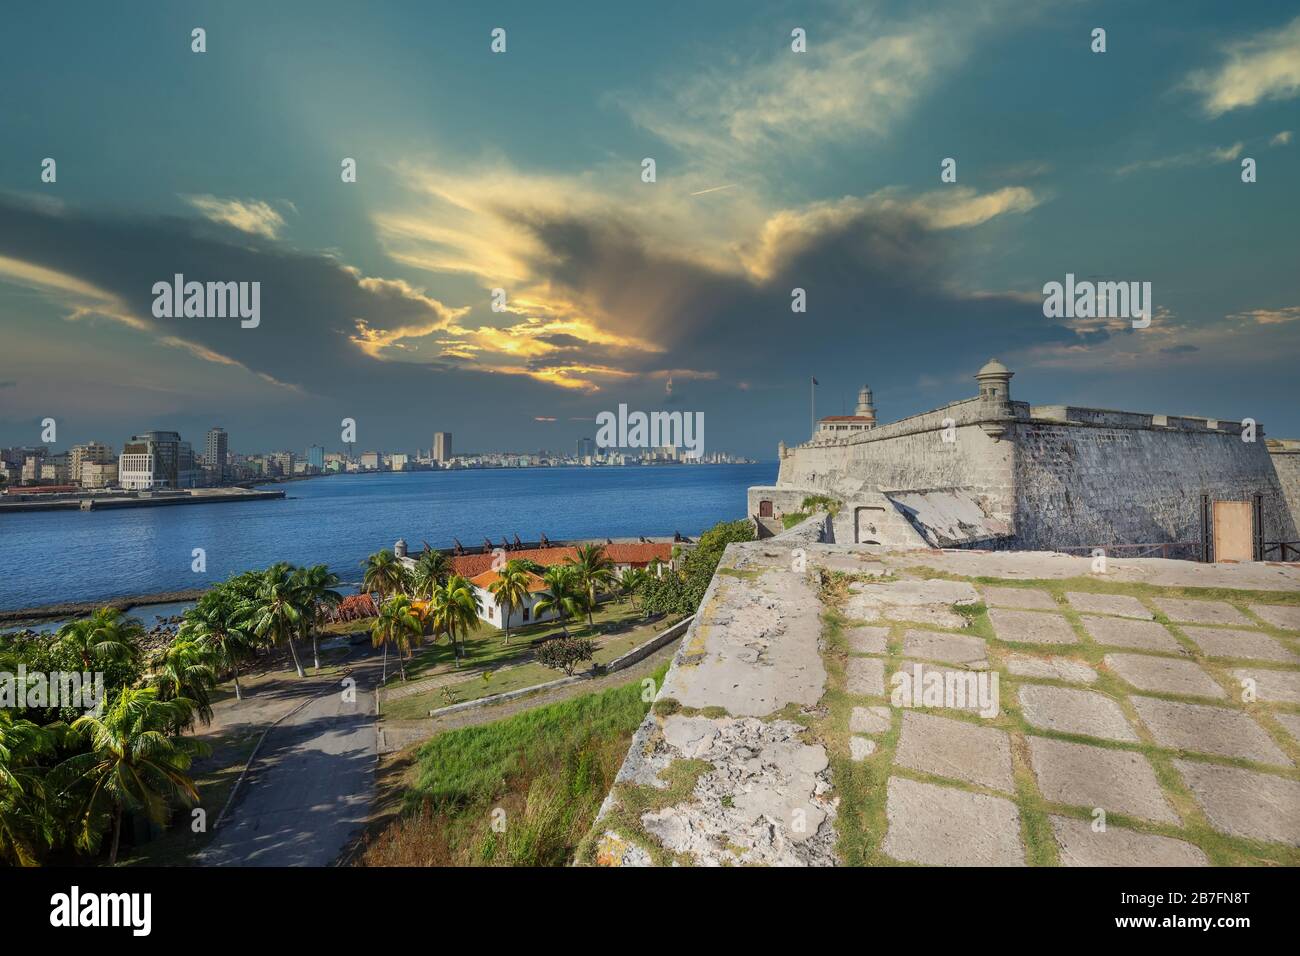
3 2 1299 458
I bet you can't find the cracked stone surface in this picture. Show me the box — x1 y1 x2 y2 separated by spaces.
1230 667 1300 704
1180 626 1299 663
1130 697 1291 766
1065 592 1153 619
849 705 891 734
845 626 890 654
987 608 1078 645
1027 736 1179 824
638 717 838 866
1174 760 1300 846
1080 616 1187 654
1005 653 1098 684
901 629 988 667
844 577 978 630
889 661 1003 716
1049 816 1208 867
981 586 1057 610
893 711 1014 792
1103 653 1225 699
846 657 886 696
1152 598 1252 627
1249 605 1300 630
882 776 1025 866
1018 684 1139 742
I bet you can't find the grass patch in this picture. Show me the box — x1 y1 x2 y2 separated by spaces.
356 663 668 866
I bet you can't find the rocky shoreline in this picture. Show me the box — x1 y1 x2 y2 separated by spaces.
0 588 208 624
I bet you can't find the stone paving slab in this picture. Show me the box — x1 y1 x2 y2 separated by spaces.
1229 668 1300 704
881 776 1025 866
1130 696 1291 766
1249 605 1300 630
1174 760 1300 846
1018 684 1139 742
901 629 988 667
889 662 1002 716
1152 598 1252 627
1050 815 1209 867
893 711 1014 792
846 657 886 696
1181 626 1299 663
849 737 877 761
1027 736 1179 824
845 626 890 654
1103 653 1226 700
1005 653 1098 684
1066 592 1153 619
1079 615 1187 654
849 705 892 734
1272 712 1300 740
982 586 1058 610
987 608 1078 645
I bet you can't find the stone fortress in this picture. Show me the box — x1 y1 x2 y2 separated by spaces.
750 360 1300 559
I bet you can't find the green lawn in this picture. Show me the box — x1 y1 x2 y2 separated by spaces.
381 613 672 719
358 663 669 866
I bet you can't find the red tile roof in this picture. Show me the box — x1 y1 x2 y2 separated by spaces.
449 543 673 578
468 569 549 593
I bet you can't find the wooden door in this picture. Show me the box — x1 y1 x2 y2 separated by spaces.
758 499 773 518
1213 500 1253 562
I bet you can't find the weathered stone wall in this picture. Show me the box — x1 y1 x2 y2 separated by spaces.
1268 443 1300 539
1009 421 1297 550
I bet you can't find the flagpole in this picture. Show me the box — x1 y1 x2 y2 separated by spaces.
810 377 815 438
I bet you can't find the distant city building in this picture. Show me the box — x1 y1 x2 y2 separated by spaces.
79 460 118 488
205 427 229 480
433 432 452 463
40 456 71 484
119 430 197 490
816 385 877 438
577 437 594 459
360 451 380 470
21 454 44 483
391 453 409 471
307 444 325 470
70 441 114 486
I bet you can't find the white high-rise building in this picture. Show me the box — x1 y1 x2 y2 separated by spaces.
433 432 452 463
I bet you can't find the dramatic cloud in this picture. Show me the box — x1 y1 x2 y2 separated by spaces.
183 195 289 239
1187 16 1300 116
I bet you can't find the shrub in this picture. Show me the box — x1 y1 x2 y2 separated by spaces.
536 637 596 676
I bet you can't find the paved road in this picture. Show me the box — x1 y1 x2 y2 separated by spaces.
199 647 381 867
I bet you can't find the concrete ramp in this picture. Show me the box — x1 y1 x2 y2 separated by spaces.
886 489 1012 547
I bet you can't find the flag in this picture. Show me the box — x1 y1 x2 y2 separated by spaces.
811 377 819 386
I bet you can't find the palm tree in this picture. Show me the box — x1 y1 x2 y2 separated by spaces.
618 568 646 612
54 607 141 671
488 561 532 646
408 549 450 600
428 575 483 665
569 544 617 627
0 711 58 867
370 595 422 682
178 591 255 700
247 564 307 678
362 549 408 603
146 638 217 731
54 686 207 865
533 566 582 638
293 564 343 670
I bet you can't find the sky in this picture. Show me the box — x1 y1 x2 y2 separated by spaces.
1 0 1297 459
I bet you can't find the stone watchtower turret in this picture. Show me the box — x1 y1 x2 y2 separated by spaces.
855 385 877 425
975 359 1014 439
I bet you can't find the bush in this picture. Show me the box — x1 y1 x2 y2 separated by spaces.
536 637 596 676
635 518 756 617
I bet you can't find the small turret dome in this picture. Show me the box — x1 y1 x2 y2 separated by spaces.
978 358 1010 376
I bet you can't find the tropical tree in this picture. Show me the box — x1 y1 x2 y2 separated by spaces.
370 595 422 682
293 564 343 670
54 686 207 865
54 607 142 671
0 711 58 867
618 568 647 612
146 639 217 731
533 566 583 638
178 591 255 701
487 561 532 646
428 574 483 665
408 549 450 600
362 549 408 603
247 564 307 678
569 544 617 627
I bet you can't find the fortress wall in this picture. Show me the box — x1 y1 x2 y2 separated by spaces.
776 399 1016 518
1011 422 1297 550
1268 444 1300 533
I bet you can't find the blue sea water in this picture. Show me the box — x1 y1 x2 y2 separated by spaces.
0 463 776 610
